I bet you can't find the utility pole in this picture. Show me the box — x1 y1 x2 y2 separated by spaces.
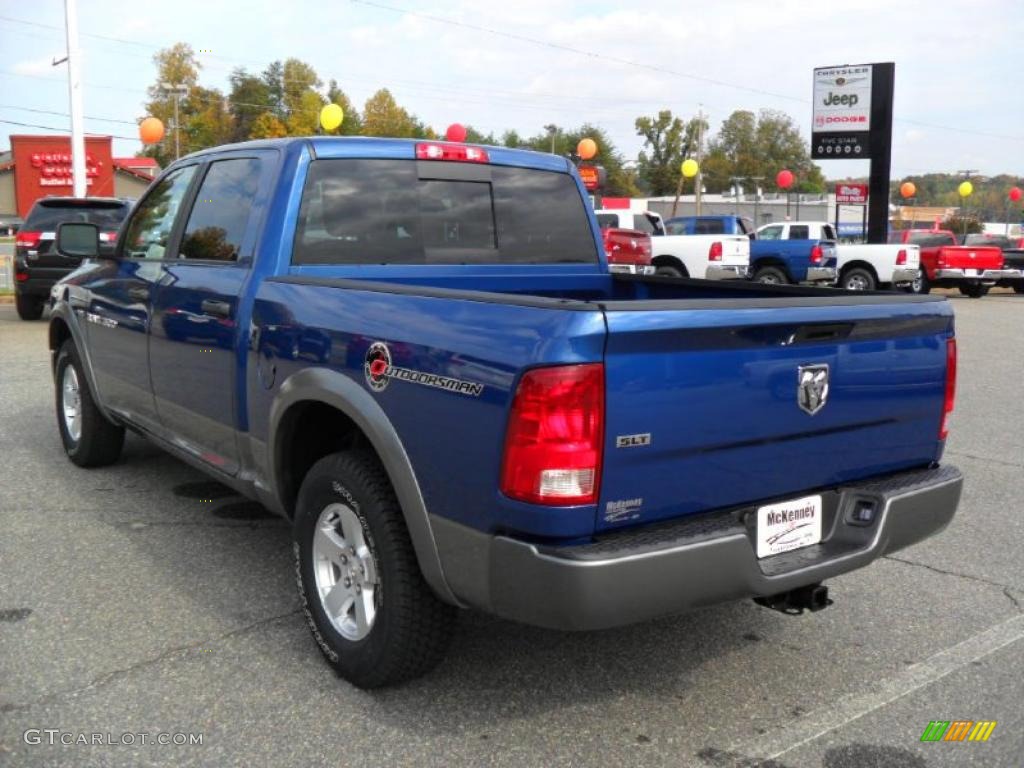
161 82 189 160
544 124 558 155
695 105 705 216
54 0 86 198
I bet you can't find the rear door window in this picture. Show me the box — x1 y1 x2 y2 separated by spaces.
631 214 659 234
788 225 810 240
293 159 598 265
595 214 619 230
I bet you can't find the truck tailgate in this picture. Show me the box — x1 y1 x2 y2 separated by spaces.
596 297 952 531
719 235 749 266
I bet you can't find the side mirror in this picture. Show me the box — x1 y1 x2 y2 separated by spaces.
748 232 756 241
56 222 100 259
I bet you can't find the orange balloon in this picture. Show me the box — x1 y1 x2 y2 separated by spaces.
139 117 165 145
900 181 916 199
577 138 597 160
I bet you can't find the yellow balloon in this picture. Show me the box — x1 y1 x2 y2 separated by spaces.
320 103 344 132
681 158 699 178
958 180 973 198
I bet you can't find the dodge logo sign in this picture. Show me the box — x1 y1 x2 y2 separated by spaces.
797 364 830 416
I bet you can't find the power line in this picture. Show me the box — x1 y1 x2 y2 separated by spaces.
0 104 136 125
0 117 137 140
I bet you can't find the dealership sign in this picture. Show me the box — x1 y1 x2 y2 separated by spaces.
31 151 101 187
812 64 873 159
835 183 868 204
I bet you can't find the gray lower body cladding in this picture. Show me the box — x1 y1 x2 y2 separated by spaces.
432 465 962 630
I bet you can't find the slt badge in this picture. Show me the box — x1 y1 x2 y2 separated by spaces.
797 363 830 415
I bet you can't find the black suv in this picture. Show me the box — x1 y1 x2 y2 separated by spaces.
14 197 132 320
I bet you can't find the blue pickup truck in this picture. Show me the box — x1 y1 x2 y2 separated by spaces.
667 215 838 285
48 137 962 688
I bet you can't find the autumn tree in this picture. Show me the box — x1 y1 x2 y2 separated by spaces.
249 112 288 139
520 123 639 197
142 43 202 165
228 69 274 142
362 89 424 138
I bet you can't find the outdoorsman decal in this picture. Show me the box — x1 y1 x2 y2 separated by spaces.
364 341 484 397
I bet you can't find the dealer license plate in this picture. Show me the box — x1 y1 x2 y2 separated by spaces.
756 494 822 559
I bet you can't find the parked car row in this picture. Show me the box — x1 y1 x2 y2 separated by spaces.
593 210 1024 298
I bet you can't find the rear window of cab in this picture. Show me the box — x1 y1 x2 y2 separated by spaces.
291 159 598 266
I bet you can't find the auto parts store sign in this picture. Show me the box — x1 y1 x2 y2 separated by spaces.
812 65 873 159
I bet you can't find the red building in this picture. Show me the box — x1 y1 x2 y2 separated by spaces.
0 135 158 226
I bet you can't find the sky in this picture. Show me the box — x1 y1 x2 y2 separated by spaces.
1 0 1022 179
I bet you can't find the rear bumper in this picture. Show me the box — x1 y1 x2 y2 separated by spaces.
804 266 837 284
891 267 920 284
705 264 749 280
934 268 1021 282
14 275 63 298
608 264 656 276
433 465 962 630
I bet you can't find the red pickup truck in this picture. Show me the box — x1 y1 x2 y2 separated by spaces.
888 229 1015 297
602 227 654 275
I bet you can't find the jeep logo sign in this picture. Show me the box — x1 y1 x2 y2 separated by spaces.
824 91 858 107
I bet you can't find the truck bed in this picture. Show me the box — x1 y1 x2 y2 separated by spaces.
254 272 951 539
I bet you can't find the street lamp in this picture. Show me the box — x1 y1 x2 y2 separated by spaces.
160 82 189 160
544 124 558 155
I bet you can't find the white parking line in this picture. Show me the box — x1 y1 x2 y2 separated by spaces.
736 612 1024 761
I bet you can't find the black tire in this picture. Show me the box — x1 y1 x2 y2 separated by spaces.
1013 284 1024 294
840 267 876 291
958 283 989 298
293 451 455 688
906 269 930 294
752 266 789 285
55 341 125 467
15 292 44 320
655 263 686 278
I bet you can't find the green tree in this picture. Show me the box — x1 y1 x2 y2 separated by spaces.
634 110 704 196
228 68 273 143
281 58 322 118
941 213 983 236
463 125 497 145
705 109 824 193
325 80 362 135
187 86 234 150
362 89 422 138
521 123 639 197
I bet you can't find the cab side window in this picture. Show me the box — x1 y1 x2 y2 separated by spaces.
121 166 197 260
180 158 263 262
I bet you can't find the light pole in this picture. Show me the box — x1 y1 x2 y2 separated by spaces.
53 0 86 197
161 82 189 160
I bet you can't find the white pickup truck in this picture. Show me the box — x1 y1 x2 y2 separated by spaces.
760 221 921 291
595 209 749 280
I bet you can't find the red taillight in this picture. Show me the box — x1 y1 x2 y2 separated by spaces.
940 338 957 440
415 142 489 163
896 249 907 265
708 241 723 261
15 231 41 248
15 272 29 282
500 364 604 506
810 245 823 265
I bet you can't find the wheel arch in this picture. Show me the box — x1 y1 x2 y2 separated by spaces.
651 254 686 273
751 258 792 281
268 367 459 606
839 260 880 284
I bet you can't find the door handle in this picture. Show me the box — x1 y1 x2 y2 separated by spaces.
201 299 232 318
127 287 149 302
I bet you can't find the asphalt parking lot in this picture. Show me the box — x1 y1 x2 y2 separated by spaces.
1 292 1022 768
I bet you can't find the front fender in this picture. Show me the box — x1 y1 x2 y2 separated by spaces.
268 367 460 606
48 291 115 423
